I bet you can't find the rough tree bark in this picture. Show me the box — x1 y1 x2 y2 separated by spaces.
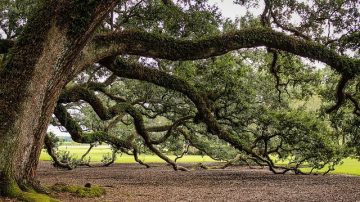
0 0 116 200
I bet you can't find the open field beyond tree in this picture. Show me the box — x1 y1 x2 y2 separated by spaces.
40 145 360 176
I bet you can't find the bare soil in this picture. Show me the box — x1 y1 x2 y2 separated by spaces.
3 162 360 201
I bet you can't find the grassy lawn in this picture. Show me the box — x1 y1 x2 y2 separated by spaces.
40 145 216 163
40 145 360 176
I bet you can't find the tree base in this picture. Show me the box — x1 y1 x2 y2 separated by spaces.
1 178 59 202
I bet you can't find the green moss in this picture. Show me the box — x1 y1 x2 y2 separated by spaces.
19 192 59 202
2 178 58 202
51 184 106 198
2 178 22 197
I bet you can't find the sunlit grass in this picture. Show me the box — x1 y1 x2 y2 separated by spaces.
40 145 216 163
299 158 360 176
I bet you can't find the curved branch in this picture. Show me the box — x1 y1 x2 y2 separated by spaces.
44 134 73 170
53 104 130 149
59 85 125 120
326 75 351 113
90 28 360 75
345 93 360 116
148 116 192 144
123 103 189 171
58 83 187 170
174 144 190 162
102 149 117 167
78 144 95 167
105 59 339 174
132 147 150 168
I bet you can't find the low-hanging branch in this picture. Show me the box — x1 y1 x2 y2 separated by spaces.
148 116 193 145
105 58 332 174
105 58 256 153
53 59 342 174
44 134 73 170
56 82 192 170
105 58 306 172
58 85 125 120
54 103 131 148
58 83 193 145
123 103 190 171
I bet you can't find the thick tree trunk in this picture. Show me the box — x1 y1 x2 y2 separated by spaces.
0 0 116 200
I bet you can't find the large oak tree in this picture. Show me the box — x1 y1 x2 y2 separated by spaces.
0 0 359 201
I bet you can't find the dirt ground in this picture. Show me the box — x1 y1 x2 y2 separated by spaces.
3 162 360 201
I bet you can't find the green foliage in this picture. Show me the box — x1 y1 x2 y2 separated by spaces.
55 150 79 168
118 0 222 38
264 110 345 168
101 151 116 164
68 36 353 173
0 0 40 38
45 132 61 149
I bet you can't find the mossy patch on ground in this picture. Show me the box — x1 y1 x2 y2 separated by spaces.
19 192 59 202
50 183 106 198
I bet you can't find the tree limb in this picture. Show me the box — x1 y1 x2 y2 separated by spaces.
90 28 360 76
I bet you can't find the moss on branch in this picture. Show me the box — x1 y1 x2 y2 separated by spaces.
92 28 360 76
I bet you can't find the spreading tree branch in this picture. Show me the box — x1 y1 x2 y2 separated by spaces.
89 28 359 76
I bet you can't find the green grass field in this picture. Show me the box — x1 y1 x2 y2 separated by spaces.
40 145 216 163
40 145 360 176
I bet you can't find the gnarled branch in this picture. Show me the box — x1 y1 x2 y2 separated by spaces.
89 28 359 76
